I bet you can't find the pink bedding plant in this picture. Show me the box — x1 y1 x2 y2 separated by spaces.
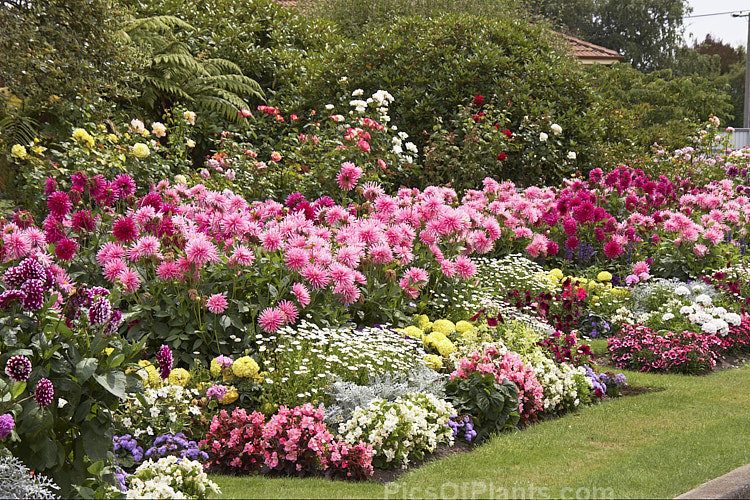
3 171 496 365
607 324 724 374
450 345 544 422
200 405 373 480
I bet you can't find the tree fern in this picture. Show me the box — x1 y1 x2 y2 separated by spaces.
122 14 264 124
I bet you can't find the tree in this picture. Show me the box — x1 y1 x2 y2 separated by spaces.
523 0 690 71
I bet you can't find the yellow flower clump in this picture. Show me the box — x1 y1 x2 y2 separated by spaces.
232 356 260 378
417 314 431 329
455 320 473 334
137 360 162 387
424 331 456 356
168 368 191 387
430 319 456 336
221 385 239 404
597 271 613 282
400 325 424 339
423 354 443 371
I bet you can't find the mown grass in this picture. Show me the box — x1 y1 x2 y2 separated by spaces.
211 363 750 499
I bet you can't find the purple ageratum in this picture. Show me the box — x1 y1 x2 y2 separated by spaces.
156 345 172 380
5 355 32 382
34 378 54 407
0 413 15 439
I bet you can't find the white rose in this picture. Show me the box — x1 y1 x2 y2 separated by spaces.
551 123 563 135
539 132 549 142
567 151 577 160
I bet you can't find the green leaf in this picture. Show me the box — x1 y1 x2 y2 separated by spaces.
92 371 128 399
10 381 26 398
87 460 105 476
108 353 125 368
75 358 98 384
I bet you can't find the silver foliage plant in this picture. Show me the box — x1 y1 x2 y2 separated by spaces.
324 364 446 427
0 455 60 499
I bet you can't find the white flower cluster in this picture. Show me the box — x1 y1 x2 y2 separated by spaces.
126 456 221 499
391 130 417 164
340 392 454 469
261 320 427 401
123 385 201 439
525 351 591 413
679 303 741 336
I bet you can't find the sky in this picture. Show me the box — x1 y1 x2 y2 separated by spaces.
683 0 749 48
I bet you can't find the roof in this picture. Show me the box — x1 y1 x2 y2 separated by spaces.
561 33 623 65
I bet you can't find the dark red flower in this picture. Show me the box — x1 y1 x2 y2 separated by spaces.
472 94 485 107
497 152 507 161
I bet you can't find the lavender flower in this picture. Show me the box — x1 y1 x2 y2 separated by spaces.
0 414 15 439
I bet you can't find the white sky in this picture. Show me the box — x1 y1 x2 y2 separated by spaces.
683 0 749 48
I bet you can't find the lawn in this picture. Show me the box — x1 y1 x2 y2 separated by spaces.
212 362 750 499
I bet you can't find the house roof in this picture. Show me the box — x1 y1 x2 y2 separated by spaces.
561 33 623 65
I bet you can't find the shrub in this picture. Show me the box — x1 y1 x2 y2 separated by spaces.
286 13 612 187
444 371 519 442
450 345 543 421
0 257 144 495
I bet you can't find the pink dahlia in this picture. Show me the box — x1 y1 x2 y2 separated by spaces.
453 256 477 279
54 238 78 262
258 307 285 333
185 238 220 267
206 293 228 314
336 162 363 191
277 299 299 325
112 217 138 243
47 191 72 218
603 240 623 259
292 283 311 308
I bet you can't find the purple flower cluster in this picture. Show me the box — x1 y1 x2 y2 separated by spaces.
584 366 627 398
448 415 477 443
66 284 122 334
0 257 53 311
5 355 32 382
156 345 172 380
113 433 144 462
0 413 15 439
206 384 228 401
145 432 208 461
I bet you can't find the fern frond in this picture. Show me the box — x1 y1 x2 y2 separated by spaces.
124 15 195 35
200 74 264 99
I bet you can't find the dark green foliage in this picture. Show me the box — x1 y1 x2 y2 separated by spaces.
444 372 520 442
586 62 734 151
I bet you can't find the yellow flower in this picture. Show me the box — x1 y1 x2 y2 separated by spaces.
430 319 456 336
104 347 114 356
401 325 424 339
436 338 456 356
183 110 196 125
168 368 191 386
597 271 613 282
186 139 196 148
549 268 564 280
455 320 473 334
232 356 260 378
11 144 27 160
132 143 150 159
424 354 443 371
424 331 448 348
71 128 95 148
417 315 431 328
107 134 118 143
221 385 239 404
32 145 45 155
